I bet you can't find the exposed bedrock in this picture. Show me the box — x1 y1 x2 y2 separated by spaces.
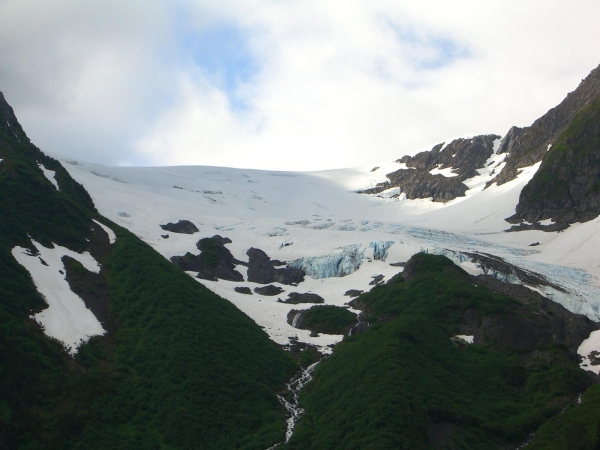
508 95 600 229
490 63 600 187
359 134 500 202
254 285 285 296
160 219 199 234
279 292 325 305
466 274 599 355
234 286 252 295
246 247 305 285
170 235 244 282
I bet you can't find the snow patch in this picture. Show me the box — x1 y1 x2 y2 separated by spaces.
539 218 555 226
453 335 474 344
92 219 117 244
578 330 600 374
429 165 458 177
38 163 59 190
11 240 104 354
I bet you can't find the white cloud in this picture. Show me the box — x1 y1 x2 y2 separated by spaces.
1 0 599 170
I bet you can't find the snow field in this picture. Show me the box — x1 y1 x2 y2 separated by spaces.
57 142 600 350
12 239 105 354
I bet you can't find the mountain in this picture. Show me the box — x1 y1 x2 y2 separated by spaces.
4 63 600 449
0 93 297 449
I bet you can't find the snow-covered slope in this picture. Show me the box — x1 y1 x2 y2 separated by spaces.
59 150 600 353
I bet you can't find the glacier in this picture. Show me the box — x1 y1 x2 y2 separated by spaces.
288 244 365 279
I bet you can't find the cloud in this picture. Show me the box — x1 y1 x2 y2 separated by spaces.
1 0 599 170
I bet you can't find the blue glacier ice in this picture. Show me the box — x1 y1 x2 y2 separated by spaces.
288 244 365 279
369 241 395 261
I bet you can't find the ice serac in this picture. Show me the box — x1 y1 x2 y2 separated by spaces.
489 63 600 188
288 244 365 279
369 240 395 261
359 134 500 202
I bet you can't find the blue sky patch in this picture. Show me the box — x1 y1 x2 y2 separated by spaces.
179 24 258 110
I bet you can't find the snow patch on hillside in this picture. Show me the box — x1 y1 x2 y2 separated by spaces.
429 165 458 177
38 163 59 190
578 330 600 374
93 219 117 244
12 240 104 354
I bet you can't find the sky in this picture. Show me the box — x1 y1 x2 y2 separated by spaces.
0 0 599 171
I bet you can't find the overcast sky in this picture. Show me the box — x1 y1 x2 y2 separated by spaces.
1 0 599 171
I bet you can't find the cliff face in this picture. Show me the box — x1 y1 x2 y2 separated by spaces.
360 134 500 202
490 64 600 187
508 96 600 228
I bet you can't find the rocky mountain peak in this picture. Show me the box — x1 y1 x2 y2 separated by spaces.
488 63 600 187
0 91 29 144
359 134 500 202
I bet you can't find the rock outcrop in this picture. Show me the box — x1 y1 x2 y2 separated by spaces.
170 235 244 282
280 292 325 304
246 247 305 285
508 96 600 228
489 64 600 188
160 220 199 234
254 285 285 296
359 135 500 202
466 274 599 355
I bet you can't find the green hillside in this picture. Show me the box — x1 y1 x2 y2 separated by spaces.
0 94 297 449
285 254 595 449
512 95 600 227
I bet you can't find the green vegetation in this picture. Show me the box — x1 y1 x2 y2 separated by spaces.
0 108 298 448
299 305 357 335
523 96 600 203
285 254 592 449
526 383 600 449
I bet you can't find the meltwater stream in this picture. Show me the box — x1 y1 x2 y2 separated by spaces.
267 361 320 449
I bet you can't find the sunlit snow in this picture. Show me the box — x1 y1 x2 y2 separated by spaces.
12 239 104 354
38 163 59 190
56 140 600 351
578 330 600 374
92 219 117 244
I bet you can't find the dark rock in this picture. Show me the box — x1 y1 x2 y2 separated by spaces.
529 242 540 246
234 286 252 295
287 309 303 328
359 134 500 202
369 274 385 286
281 292 325 305
170 235 244 282
508 94 600 228
254 285 284 296
160 220 199 234
309 330 319 337
467 274 599 355
402 253 470 284
246 247 305 285
489 64 600 188
389 261 406 267
463 251 565 292
161 234 169 239
344 289 364 298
